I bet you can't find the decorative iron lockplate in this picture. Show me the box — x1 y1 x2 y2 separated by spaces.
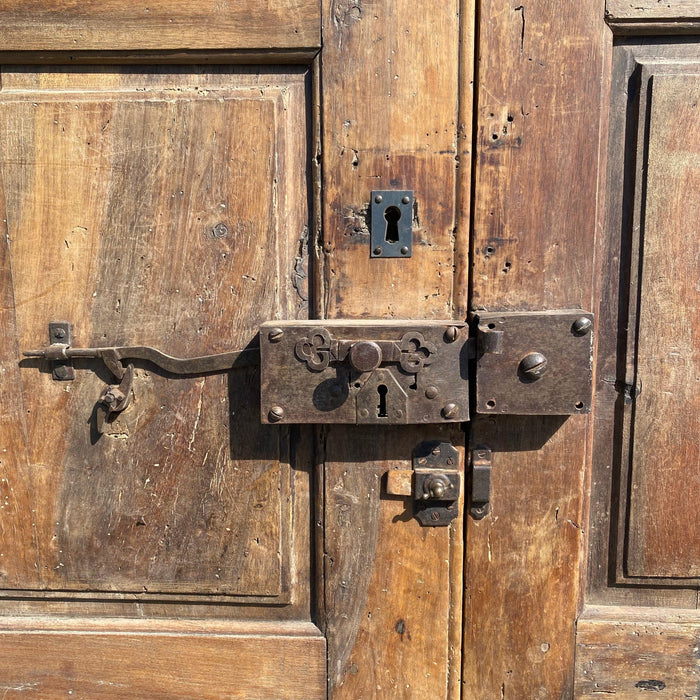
260 321 470 424
474 310 594 415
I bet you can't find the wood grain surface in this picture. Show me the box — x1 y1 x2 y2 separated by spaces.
575 606 700 698
318 1 464 696
1 67 309 600
0 1 320 52
465 0 607 696
625 72 700 578
0 618 325 699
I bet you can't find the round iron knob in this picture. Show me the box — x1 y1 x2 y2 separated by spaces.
349 341 382 373
519 352 548 380
422 474 451 500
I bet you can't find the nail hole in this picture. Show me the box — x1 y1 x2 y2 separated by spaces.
575 401 584 410
486 399 496 409
487 323 496 329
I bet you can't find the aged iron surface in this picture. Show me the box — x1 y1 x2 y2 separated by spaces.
474 310 594 415
412 441 461 527
260 320 470 424
47 321 74 380
370 190 413 258
470 445 492 520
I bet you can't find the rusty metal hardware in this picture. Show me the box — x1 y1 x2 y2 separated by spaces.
370 190 413 258
412 441 461 526
96 364 134 434
24 335 258 380
25 310 594 426
260 320 470 424
474 310 594 415
470 445 492 519
46 322 75 380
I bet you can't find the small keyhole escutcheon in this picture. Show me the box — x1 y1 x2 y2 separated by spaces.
370 190 413 258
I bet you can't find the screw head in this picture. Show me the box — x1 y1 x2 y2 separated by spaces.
401 196 410 205
430 511 441 521
374 195 383 204
267 327 284 343
400 246 409 255
442 402 459 419
373 246 383 256
53 328 66 340
102 392 116 405
444 326 459 343
268 406 285 423
572 317 592 336
432 446 441 456
425 385 439 400
212 223 229 238
519 352 548 380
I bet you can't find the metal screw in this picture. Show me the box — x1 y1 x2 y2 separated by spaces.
425 385 439 400
431 511 441 521
102 392 116 405
444 326 459 343
442 402 459 419
373 246 383 256
268 406 285 423
267 328 284 343
374 195 383 204
402 196 410 205
572 317 592 336
53 328 66 340
519 352 548 380
400 246 409 255
212 223 229 238
359 408 370 419
432 446 441 456
446 457 455 466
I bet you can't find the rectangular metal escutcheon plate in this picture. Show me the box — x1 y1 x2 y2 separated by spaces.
260 321 469 424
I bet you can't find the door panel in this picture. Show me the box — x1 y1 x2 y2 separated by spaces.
4 67 306 598
619 65 700 580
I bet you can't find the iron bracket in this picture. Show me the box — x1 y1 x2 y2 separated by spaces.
470 445 492 519
412 441 461 527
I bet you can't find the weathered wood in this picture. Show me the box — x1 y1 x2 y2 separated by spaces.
3 67 308 599
607 0 700 21
318 0 465 697
575 606 700 698
324 426 464 699
0 618 325 699
626 72 700 579
0 1 320 52
465 0 606 696
587 42 700 603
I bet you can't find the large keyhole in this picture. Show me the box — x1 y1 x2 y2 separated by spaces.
383 206 401 244
377 384 388 417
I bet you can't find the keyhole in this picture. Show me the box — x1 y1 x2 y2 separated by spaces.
377 384 388 417
383 206 401 244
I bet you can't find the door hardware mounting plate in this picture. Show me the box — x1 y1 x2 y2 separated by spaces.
474 310 594 415
260 320 469 424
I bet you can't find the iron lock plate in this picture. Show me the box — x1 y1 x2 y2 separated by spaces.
260 321 469 424
474 310 594 415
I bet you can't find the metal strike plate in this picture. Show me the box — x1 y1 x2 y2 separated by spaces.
260 321 469 424
370 190 413 258
474 310 594 415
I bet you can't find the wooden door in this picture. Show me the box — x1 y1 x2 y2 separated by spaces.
464 1 700 698
0 2 467 698
1 2 697 699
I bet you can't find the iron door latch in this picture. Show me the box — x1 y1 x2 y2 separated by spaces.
23 310 593 426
